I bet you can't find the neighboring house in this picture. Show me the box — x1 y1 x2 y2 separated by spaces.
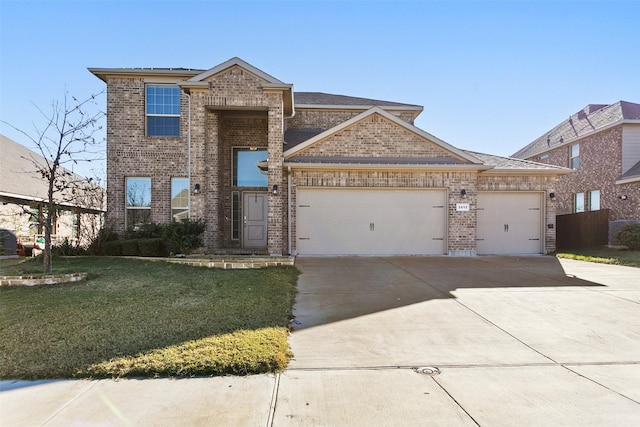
512 101 640 231
90 57 570 256
0 134 104 252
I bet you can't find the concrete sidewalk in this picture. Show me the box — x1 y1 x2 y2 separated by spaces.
2 256 639 426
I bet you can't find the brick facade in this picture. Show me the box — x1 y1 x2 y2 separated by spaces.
94 58 563 256
529 125 640 221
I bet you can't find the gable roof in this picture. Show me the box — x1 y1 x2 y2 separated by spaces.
512 100 640 159
284 106 481 163
187 57 286 84
0 134 103 211
294 92 423 110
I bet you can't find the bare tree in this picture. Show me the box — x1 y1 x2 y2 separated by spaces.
2 91 105 272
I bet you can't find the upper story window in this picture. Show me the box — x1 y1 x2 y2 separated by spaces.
233 148 268 187
146 85 180 137
570 143 580 169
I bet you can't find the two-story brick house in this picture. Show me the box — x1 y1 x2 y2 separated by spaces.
90 57 570 256
512 101 640 235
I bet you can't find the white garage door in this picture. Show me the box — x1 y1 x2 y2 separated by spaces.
296 188 446 255
476 192 543 255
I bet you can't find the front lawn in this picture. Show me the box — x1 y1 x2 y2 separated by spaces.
556 246 640 268
0 256 298 379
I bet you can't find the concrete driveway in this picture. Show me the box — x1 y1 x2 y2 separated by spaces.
2 256 639 426
283 256 640 425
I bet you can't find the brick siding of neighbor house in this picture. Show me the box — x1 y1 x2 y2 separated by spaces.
535 125 639 221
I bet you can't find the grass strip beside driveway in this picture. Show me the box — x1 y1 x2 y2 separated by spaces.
0 257 298 379
556 246 640 268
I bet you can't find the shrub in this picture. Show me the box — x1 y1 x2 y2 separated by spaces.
103 241 122 256
52 239 86 256
138 238 165 257
125 223 163 240
120 239 139 256
162 219 207 255
615 222 640 250
88 228 119 255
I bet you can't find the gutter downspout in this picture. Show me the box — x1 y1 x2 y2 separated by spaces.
186 91 192 218
287 165 292 256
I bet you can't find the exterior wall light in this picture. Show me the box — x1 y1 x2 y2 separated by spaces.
460 189 467 199
272 185 278 195
549 192 556 201
194 183 200 194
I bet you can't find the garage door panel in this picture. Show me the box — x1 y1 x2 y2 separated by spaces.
477 193 542 255
297 189 446 255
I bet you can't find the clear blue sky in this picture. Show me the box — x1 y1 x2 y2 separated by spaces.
1 0 639 178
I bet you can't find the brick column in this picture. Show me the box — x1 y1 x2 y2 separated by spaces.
267 97 284 255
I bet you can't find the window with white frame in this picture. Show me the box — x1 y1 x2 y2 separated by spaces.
171 178 189 222
126 177 151 229
574 192 585 213
146 85 180 137
589 190 601 211
570 143 580 169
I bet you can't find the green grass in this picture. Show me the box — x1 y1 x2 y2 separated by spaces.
0 256 299 379
556 246 640 268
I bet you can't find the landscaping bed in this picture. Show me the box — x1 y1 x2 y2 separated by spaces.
0 256 299 379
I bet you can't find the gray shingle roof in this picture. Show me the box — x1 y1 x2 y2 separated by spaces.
620 160 640 180
512 101 640 159
284 128 326 148
0 134 103 210
464 150 571 171
294 92 422 109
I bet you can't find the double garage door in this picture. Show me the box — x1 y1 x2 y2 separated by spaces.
296 188 446 255
296 188 543 256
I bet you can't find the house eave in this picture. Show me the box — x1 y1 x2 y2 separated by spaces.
88 68 202 83
616 175 640 185
0 191 105 213
519 119 640 160
281 162 492 172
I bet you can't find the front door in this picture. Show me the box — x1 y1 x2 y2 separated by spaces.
243 192 268 247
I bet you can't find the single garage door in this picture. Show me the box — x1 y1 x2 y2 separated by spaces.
476 192 543 255
296 188 446 255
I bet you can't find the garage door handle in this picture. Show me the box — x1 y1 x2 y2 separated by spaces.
370 222 375 231
504 224 509 232
299 237 310 240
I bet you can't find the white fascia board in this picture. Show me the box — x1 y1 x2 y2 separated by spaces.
188 57 285 84
616 175 640 185
0 191 103 211
88 68 201 83
284 106 481 164
283 162 492 172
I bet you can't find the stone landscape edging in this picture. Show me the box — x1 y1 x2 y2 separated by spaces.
0 273 88 287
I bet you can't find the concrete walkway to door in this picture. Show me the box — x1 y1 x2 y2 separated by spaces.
284 256 640 425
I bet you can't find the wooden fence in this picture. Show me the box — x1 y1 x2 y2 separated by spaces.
556 209 610 251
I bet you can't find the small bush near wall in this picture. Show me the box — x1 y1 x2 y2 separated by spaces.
138 238 165 257
120 240 139 256
615 223 640 250
103 241 122 256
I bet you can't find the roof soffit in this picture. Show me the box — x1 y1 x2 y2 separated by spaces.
283 106 482 163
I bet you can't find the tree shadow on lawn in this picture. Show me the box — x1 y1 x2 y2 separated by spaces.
0 257 299 380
